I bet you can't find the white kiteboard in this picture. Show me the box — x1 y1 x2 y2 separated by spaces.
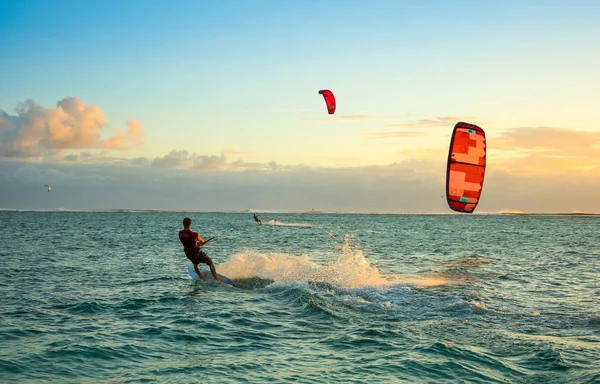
188 265 235 287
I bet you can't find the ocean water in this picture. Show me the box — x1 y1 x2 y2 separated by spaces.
0 211 599 383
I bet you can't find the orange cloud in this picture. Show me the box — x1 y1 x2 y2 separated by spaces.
362 131 424 139
102 120 146 150
385 116 483 128
0 97 145 158
493 127 600 151
491 127 600 174
381 125 600 176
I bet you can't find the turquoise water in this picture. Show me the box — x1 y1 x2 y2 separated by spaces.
1 212 599 383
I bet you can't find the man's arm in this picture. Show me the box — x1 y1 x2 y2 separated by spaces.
195 233 207 247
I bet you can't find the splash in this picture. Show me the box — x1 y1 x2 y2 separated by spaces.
471 300 488 313
217 235 449 289
262 220 313 227
402 276 451 288
217 238 393 288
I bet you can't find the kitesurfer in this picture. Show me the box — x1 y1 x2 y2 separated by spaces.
253 213 262 225
178 217 219 280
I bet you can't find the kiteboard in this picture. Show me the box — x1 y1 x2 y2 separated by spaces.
187 265 235 287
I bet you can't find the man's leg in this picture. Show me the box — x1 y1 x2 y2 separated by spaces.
204 256 219 280
193 263 204 280
199 250 219 280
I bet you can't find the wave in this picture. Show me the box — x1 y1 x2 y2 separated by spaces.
216 235 448 289
262 220 313 227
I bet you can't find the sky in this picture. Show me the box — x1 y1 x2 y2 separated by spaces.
1 0 599 212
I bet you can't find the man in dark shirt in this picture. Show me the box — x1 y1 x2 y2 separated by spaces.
178 217 219 280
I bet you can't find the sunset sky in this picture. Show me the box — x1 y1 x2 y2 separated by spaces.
1 0 599 212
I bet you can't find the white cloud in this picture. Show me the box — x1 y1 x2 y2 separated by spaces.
0 97 145 159
150 150 265 172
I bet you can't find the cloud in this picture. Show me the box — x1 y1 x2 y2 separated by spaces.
0 158 449 212
303 115 384 122
0 97 145 159
385 116 481 128
151 149 193 169
101 119 145 150
191 154 243 171
375 124 600 176
493 127 600 151
397 147 447 159
12 163 106 184
3 156 600 213
58 151 95 161
362 131 425 139
492 127 600 173
63 154 80 162
151 150 265 172
128 157 152 167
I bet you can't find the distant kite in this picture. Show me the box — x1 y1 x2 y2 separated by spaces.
45 185 51 192
446 122 486 213
318 90 336 114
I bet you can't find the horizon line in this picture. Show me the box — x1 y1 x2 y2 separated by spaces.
1 208 599 216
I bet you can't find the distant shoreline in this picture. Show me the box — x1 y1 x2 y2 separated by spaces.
499 212 600 216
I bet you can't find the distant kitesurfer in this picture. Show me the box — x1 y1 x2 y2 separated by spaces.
253 213 262 225
178 217 219 280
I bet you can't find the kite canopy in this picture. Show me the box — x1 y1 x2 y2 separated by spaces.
318 90 336 114
446 122 486 213
45 185 51 192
